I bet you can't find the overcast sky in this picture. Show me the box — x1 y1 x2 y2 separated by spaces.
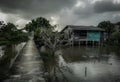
0 0 120 30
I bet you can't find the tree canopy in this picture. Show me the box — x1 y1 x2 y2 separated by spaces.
0 23 17 32
98 21 120 45
25 17 52 32
98 21 115 36
0 22 28 45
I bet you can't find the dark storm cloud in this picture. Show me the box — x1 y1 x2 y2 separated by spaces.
0 0 120 29
1 0 120 19
112 14 120 23
0 0 75 17
94 0 120 13
0 0 31 13
73 5 94 18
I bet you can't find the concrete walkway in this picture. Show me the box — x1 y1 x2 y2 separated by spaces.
4 39 45 82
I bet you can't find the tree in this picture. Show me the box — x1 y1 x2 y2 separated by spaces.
39 28 63 51
25 17 52 32
109 32 120 45
0 23 17 32
25 17 67 55
98 21 115 36
0 22 28 45
25 22 33 32
25 17 56 48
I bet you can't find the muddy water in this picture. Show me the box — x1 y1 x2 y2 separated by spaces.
45 46 120 82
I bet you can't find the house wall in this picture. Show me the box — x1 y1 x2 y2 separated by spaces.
87 32 100 41
73 30 102 41
73 30 87 39
62 28 105 46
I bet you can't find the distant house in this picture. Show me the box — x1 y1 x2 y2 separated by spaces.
61 25 105 46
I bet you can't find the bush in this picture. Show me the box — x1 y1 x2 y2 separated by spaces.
108 32 120 46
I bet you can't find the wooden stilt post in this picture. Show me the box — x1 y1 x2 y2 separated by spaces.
85 66 87 77
93 40 94 47
79 40 81 46
69 40 72 46
72 39 74 46
99 41 100 46
86 40 88 47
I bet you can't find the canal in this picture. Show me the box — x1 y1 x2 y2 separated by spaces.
60 46 120 82
0 40 120 82
41 46 120 82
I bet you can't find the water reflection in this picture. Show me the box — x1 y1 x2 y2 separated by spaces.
0 43 25 80
40 49 69 82
42 46 120 82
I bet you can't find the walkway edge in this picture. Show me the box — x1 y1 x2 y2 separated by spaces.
9 42 27 69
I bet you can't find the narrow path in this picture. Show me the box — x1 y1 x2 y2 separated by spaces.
4 39 45 82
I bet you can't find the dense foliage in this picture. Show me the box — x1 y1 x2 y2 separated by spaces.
25 17 65 55
0 22 28 45
98 21 120 46
25 17 57 47
25 17 53 32
98 21 115 36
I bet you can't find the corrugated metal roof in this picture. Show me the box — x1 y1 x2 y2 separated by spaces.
68 25 104 31
61 25 105 32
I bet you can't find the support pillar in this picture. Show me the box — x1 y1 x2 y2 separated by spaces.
92 40 94 47
86 40 88 47
79 40 81 46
